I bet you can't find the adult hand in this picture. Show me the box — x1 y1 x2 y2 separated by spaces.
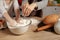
14 17 20 23
22 3 37 16
8 19 17 27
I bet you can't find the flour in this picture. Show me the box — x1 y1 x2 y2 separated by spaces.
29 18 41 26
7 18 31 34
18 18 31 26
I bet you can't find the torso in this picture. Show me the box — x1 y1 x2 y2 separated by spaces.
3 0 13 11
3 0 14 17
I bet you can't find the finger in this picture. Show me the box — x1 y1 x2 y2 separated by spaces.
27 9 32 16
24 4 29 15
25 8 31 16
23 3 29 16
22 7 25 16
22 4 27 16
24 8 28 16
27 9 30 16
26 11 28 16
24 7 28 15
24 7 30 16
22 4 25 11
22 4 26 9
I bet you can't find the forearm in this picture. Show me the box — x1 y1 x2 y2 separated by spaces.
14 9 20 20
37 24 53 31
3 11 13 22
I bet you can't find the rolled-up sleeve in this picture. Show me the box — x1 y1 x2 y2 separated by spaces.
36 0 48 10
0 7 7 15
0 0 7 15
14 0 19 9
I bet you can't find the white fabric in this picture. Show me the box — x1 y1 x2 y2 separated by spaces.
0 0 19 18
14 0 19 9
21 0 48 10
22 0 28 5
7 20 17 27
36 0 48 10
30 18 40 26
18 18 31 26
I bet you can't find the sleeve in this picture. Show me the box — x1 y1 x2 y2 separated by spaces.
14 0 19 9
22 0 28 5
0 7 7 15
0 0 7 15
36 0 48 10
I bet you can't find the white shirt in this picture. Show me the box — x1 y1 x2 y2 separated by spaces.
21 0 48 10
36 0 48 10
0 0 19 18
20 0 48 15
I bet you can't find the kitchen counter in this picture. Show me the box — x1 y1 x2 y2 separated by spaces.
0 24 60 40
0 15 60 40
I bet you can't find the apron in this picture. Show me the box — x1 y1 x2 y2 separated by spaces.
18 0 43 17
3 0 15 18
28 0 43 17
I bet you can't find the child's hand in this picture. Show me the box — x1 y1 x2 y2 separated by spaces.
34 29 40 32
22 3 29 16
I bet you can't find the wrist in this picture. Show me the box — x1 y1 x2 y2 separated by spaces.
15 17 18 20
30 3 37 11
31 3 37 8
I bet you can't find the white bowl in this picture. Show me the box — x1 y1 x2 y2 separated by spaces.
7 20 31 35
54 18 60 34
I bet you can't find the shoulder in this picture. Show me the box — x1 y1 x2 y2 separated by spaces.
0 0 4 6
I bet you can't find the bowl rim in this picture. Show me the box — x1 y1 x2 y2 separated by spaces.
7 20 32 29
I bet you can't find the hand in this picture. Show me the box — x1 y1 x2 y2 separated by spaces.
8 19 17 26
16 18 20 23
22 3 29 16
22 3 37 16
34 29 40 32
14 17 20 23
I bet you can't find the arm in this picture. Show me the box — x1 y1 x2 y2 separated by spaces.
3 11 14 22
14 0 20 20
0 0 13 22
37 24 53 31
1 9 17 26
22 0 48 16
0 1 17 26
14 9 20 20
